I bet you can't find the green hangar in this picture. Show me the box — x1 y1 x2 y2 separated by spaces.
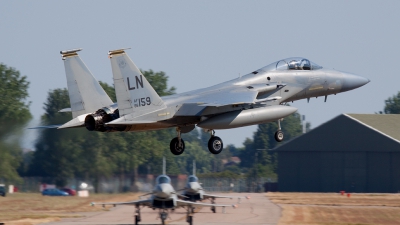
277 114 400 193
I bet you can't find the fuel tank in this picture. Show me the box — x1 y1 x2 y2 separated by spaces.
197 105 297 129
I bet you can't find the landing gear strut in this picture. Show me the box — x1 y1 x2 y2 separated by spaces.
274 119 284 142
207 130 223 154
186 206 193 225
170 127 185 155
159 209 168 225
210 197 216 213
134 204 141 225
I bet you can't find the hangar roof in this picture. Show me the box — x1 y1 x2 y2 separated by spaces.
275 114 400 152
346 114 400 142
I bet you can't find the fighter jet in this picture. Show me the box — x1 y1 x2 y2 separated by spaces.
91 158 236 225
180 161 249 213
34 48 369 155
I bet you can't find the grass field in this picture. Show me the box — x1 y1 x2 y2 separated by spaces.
0 192 139 225
266 192 400 225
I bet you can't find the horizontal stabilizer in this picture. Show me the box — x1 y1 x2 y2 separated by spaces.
58 108 71 112
106 120 157 126
57 116 86 129
28 124 62 129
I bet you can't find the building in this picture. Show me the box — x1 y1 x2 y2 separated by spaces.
277 114 400 193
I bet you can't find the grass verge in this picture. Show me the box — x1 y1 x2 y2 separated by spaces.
0 192 139 225
267 192 400 225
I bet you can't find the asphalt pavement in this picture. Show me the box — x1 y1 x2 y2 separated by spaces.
41 193 281 225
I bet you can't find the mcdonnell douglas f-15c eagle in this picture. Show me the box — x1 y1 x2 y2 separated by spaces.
34 48 369 155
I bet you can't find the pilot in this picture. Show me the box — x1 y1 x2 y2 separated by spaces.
288 60 300 70
301 59 311 70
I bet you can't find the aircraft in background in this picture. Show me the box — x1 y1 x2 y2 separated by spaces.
32 48 369 155
180 161 249 213
91 158 236 225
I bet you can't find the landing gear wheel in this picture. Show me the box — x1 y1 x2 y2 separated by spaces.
135 215 140 225
191 207 195 213
211 207 216 213
208 136 223 154
160 211 167 225
274 130 284 142
187 215 193 225
170 137 185 155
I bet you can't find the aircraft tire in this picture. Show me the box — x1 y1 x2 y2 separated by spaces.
274 130 284 142
187 215 193 225
208 136 223 154
170 137 185 155
135 215 140 225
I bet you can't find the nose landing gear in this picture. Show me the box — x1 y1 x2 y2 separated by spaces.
207 130 223 154
186 206 193 225
159 209 168 225
170 127 185 155
274 119 284 142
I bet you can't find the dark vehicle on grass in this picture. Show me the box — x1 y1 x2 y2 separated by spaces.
0 185 5 197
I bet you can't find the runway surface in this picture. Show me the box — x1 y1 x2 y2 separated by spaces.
41 193 281 225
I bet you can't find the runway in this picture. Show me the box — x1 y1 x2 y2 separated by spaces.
41 193 281 225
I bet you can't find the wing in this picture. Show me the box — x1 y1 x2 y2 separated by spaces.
91 199 151 207
176 199 237 208
182 83 285 107
203 194 250 203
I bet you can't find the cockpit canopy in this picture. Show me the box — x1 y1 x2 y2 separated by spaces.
261 57 322 72
156 175 171 184
188 175 198 183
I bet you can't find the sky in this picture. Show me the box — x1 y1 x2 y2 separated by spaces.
1 1 399 149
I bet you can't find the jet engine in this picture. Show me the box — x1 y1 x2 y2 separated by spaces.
84 106 124 132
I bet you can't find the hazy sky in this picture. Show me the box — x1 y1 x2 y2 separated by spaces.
1 1 399 149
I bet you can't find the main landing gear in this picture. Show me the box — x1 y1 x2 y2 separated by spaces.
170 128 224 155
134 204 141 225
170 128 185 155
210 197 216 213
207 130 223 154
274 119 284 142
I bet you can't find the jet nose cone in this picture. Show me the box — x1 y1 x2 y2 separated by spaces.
155 184 171 198
189 183 197 191
341 72 370 92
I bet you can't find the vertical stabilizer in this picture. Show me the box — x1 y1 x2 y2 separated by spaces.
108 49 166 119
163 157 166 175
61 49 113 118
193 160 196 176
